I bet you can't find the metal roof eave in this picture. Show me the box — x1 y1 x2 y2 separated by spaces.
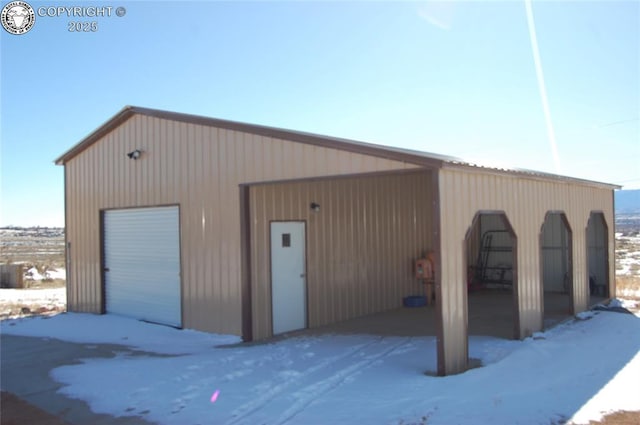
53 106 444 169
53 105 621 190
54 106 136 165
441 160 621 190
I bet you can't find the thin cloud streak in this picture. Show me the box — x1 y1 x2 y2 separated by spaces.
417 2 455 30
525 0 562 173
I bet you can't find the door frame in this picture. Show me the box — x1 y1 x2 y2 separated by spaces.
269 220 308 335
100 204 183 327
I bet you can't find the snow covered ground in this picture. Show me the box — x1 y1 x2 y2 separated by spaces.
0 287 66 319
2 303 639 425
24 266 67 281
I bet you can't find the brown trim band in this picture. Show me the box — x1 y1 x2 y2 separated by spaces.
239 186 253 341
239 168 429 188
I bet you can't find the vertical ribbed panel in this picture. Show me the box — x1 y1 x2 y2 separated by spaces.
250 171 434 339
104 207 181 327
541 213 570 293
438 169 468 374
63 115 419 335
438 167 614 375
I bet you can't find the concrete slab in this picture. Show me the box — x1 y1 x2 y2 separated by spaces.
544 292 573 329
0 334 156 425
283 289 583 341
282 289 521 340
301 304 438 337
0 291 584 424
468 290 515 339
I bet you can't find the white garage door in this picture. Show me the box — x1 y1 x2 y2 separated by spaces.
104 206 181 327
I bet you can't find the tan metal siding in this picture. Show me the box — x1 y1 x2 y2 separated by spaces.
541 214 570 293
64 115 419 335
437 170 468 374
250 171 435 340
438 167 614 375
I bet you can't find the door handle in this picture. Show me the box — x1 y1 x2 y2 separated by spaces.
300 273 305 278
104 267 110 272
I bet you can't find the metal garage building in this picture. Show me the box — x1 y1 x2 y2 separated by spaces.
55 106 617 375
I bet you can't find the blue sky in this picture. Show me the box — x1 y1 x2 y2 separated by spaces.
1 0 638 227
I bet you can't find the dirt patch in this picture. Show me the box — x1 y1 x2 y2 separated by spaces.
616 275 640 301
587 410 640 424
0 304 66 320
0 391 70 425
23 279 66 289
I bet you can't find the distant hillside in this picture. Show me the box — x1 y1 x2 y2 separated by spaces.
615 189 640 213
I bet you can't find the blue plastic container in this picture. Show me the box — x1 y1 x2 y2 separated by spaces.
403 295 427 307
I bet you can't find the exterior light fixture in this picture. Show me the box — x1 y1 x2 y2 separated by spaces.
127 149 142 160
310 202 320 212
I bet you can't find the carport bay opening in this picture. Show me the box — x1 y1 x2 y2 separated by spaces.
540 212 574 329
463 209 613 342
54 106 618 376
247 170 439 342
465 212 519 341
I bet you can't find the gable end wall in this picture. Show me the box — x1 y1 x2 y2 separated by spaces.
63 115 419 334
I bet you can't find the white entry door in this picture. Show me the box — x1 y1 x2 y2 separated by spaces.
271 221 306 334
